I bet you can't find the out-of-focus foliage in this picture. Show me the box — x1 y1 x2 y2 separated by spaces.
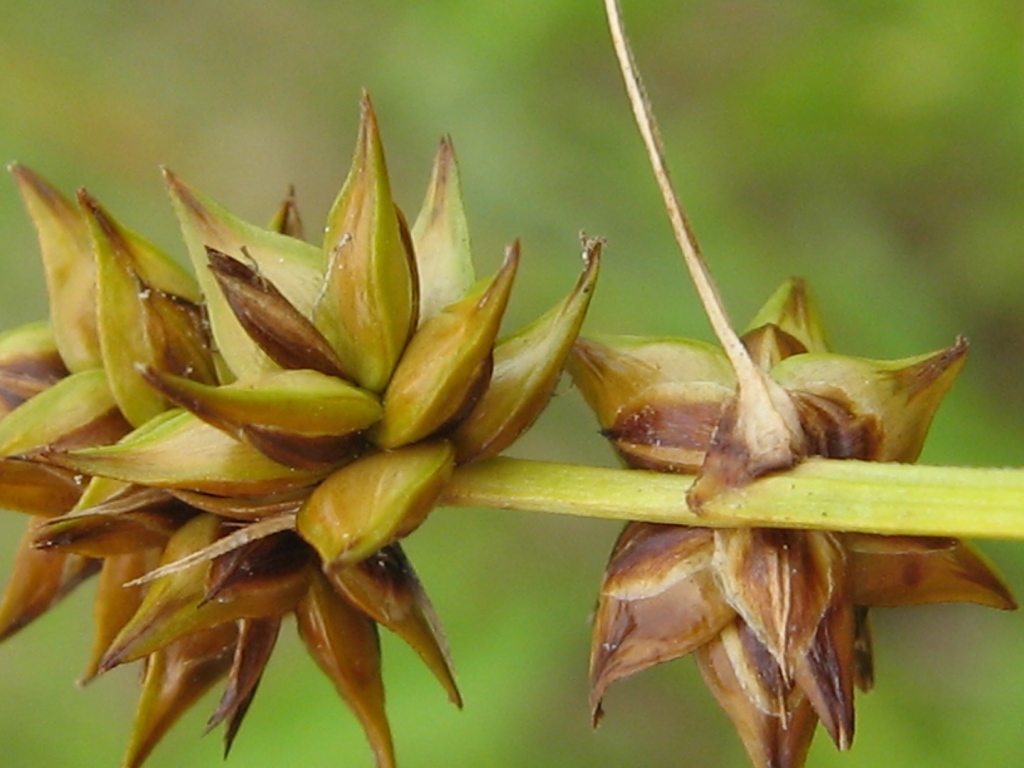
0 2 1021 767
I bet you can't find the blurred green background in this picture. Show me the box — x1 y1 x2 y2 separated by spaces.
1 1 1022 766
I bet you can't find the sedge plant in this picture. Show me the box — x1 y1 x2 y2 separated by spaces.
1 2 1023 767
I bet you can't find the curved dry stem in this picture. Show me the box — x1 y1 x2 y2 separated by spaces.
603 0 803 485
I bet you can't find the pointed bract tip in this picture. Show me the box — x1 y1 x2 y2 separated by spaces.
75 189 118 240
10 164 71 210
505 239 521 263
502 239 521 269
359 90 378 127
161 167 197 208
904 334 969 397
160 167 195 206
7 161 29 180
580 235 604 274
433 135 456 177
8 162 34 184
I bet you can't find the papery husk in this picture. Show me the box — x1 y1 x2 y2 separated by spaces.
202 531 313 611
792 599 856 750
206 615 283 756
743 280 827 358
712 528 844 677
590 523 734 721
267 186 305 239
168 487 308 522
98 515 308 670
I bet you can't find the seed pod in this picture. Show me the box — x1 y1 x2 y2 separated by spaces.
0 458 83 516
10 165 101 372
142 366 380 469
376 244 517 448
569 334 733 473
411 137 474 325
297 440 454 568
316 93 417 393
589 523 733 723
330 544 460 706
0 96 599 768
81 549 159 683
772 338 969 463
0 516 99 640
80 190 214 427
33 484 191 558
0 369 130 458
98 515 309 671
843 533 1016 609
48 409 328 496
122 620 238 768
578 277 1015 768
695 621 818 768
452 239 600 463
296 572 394 768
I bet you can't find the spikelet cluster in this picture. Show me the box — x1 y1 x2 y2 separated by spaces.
0 94 599 768
570 281 1015 767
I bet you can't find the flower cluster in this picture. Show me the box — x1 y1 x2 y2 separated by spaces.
569 280 1015 768
0 94 599 768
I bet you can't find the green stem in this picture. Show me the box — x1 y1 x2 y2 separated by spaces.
443 457 1024 539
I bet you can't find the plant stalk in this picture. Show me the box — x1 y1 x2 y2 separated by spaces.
443 457 1024 539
